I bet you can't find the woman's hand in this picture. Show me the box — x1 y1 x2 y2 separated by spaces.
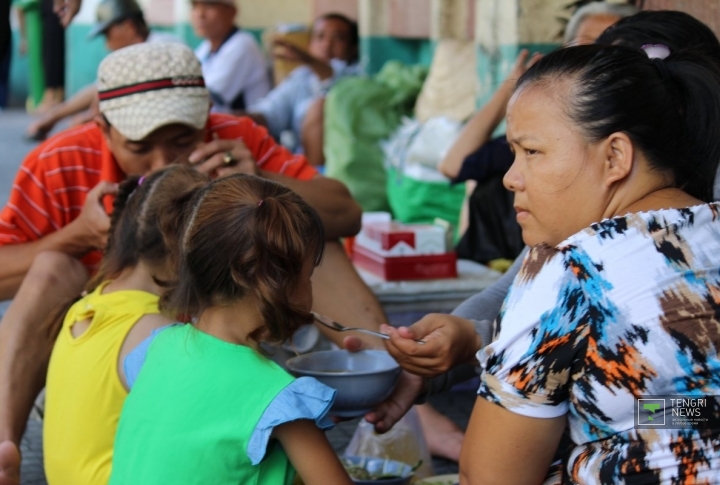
364 370 425 434
188 137 258 179
382 314 482 377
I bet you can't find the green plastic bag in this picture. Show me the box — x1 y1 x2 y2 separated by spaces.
324 62 427 213
386 166 466 240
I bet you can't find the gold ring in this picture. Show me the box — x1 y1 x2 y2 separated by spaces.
222 152 236 165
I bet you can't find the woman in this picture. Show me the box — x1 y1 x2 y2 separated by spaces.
375 43 720 483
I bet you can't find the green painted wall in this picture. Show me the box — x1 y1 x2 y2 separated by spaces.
360 36 435 74
476 42 559 135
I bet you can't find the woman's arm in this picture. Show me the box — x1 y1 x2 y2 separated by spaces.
459 399 566 485
439 50 540 179
273 419 352 485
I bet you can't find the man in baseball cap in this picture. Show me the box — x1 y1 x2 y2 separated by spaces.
0 42 385 484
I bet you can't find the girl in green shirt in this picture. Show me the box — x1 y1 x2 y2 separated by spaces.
110 174 352 485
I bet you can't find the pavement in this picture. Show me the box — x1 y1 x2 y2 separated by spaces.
0 109 473 484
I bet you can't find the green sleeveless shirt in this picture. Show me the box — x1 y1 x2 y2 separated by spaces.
110 324 299 485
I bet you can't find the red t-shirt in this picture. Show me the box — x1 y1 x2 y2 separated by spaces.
0 113 317 269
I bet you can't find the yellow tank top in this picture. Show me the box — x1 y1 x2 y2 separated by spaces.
44 281 160 485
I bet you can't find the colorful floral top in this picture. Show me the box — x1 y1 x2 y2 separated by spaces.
478 204 720 484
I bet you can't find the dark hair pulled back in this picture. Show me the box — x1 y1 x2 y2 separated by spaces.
43 165 209 338
596 10 720 64
162 174 325 349
517 43 720 201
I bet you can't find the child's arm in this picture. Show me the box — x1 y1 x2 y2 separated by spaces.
272 420 352 485
118 314 174 390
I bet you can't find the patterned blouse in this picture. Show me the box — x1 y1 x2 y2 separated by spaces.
478 204 720 484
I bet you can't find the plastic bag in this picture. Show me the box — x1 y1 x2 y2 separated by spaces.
324 61 428 213
345 408 434 480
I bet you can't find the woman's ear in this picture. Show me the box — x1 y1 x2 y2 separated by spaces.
604 132 634 187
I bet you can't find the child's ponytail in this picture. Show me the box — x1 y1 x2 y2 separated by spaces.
163 174 325 349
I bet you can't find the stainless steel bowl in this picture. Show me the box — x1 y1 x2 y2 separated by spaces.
285 350 401 418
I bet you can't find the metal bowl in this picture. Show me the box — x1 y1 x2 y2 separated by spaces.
342 455 414 485
285 350 401 418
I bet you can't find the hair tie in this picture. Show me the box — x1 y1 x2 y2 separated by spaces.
138 176 146 185
257 199 264 207
641 44 671 60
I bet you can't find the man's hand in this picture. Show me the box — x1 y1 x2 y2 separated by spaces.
273 38 333 81
53 0 81 27
272 38 316 64
382 314 482 377
364 370 425 434
505 49 543 87
69 181 117 252
188 137 258 179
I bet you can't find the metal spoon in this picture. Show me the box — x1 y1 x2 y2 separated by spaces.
312 312 426 344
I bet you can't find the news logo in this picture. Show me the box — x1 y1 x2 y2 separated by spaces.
638 399 665 426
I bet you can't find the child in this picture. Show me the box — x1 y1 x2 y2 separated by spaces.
109 174 352 485
43 166 210 485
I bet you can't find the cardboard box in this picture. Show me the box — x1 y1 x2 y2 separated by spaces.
356 221 447 256
353 244 458 281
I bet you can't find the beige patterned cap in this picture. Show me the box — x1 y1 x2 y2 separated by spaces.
98 42 210 141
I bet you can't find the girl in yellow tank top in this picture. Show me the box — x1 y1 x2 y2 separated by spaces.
43 166 209 485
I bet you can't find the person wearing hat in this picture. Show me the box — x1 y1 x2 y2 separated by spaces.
191 0 271 113
24 0 181 141
0 42 381 485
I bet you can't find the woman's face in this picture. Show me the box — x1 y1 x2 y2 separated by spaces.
504 83 609 247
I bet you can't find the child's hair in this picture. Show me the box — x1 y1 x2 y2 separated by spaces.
44 165 210 338
161 174 325 348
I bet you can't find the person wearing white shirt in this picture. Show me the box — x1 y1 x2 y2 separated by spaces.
192 0 270 113
250 13 361 165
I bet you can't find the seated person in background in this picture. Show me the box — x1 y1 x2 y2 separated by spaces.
24 0 180 141
192 0 270 113
440 1 636 263
250 13 360 166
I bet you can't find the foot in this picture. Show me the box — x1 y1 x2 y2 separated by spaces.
416 403 464 462
0 441 20 485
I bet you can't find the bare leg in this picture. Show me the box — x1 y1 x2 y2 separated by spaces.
417 403 464 462
0 252 87 484
301 97 325 167
311 241 387 349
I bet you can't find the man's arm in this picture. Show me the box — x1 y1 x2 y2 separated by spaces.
26 85 98 139
261 171 361 240
0 181 117 300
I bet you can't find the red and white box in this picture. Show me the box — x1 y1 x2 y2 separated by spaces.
352 215 457 280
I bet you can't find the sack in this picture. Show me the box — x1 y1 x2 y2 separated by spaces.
345 408 434 479
324 62 428 213
455 173 524 263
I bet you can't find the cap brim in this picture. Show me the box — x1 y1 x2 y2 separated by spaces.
101 89 210 141
88 21 112 39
